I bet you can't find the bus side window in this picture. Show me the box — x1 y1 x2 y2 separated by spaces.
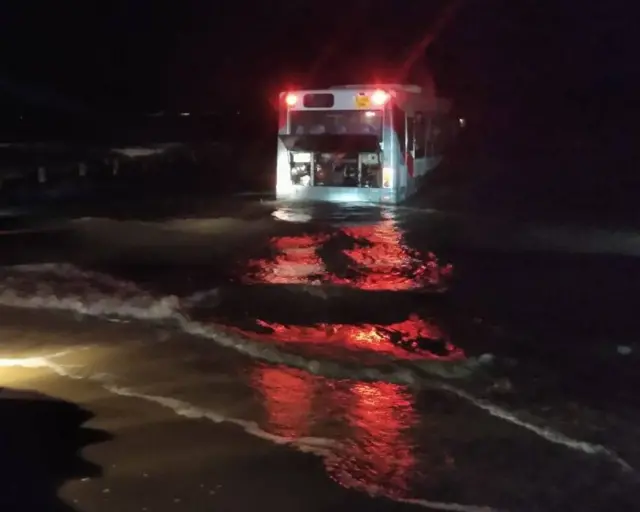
414 112 426 158
407 116 414 154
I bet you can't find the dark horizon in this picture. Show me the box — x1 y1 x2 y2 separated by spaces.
1 1 636 113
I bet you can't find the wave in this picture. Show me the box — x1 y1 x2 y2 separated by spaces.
0 263 475 381
0 262 632 479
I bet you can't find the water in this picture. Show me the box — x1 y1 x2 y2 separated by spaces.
1 200 640 510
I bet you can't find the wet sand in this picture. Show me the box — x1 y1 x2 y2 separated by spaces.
0 309 426 512
3 370 425 512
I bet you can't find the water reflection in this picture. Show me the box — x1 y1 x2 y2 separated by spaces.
325 381 417 498
243 234 329 285
243 212 452 291
244 210 451 497
251 365 418 499
335 221 452 291
248 316 465 361
253 365 314 438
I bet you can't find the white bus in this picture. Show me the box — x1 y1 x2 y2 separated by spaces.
276 83 458 204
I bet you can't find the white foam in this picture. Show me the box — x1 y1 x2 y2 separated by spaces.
0 263 178 321
271 209 313 223
398 498 501 512
0 288 178 322
436 381 634 473
104 385 335 454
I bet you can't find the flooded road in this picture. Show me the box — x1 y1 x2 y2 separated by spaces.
1 199 640 511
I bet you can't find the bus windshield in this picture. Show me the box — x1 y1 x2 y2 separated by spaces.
290 110 382 137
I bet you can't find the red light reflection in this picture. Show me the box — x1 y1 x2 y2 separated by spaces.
324 381 417 498
336 221 453 291
252 365 314 439
227 315 464 362
251 365 418 499
241 224 453 292
243 234 329 285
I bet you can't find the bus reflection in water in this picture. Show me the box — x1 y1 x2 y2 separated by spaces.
241 213 452 292
253 365 314 440
241 233 330 285
251 365 418 499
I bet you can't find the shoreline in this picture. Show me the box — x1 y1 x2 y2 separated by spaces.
0 307 432 512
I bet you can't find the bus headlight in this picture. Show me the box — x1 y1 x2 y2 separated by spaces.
382 167 393 188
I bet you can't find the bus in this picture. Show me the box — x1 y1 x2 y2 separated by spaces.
276 83 459 204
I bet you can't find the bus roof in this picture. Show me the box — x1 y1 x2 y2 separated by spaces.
329 84 423 93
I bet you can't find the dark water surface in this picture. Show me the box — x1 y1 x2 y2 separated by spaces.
1 198 640 511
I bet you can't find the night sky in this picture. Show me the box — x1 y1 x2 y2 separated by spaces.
0 0 636 133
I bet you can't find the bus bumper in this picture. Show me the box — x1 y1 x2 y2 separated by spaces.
276 185 400 204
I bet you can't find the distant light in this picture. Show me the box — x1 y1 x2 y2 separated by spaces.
371 90 390 105
459 117 466 127
180 112 190 116
285 93 298 107
364 111 376 118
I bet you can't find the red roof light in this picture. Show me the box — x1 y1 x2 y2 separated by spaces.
285 93 298 107
371 89 390 105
